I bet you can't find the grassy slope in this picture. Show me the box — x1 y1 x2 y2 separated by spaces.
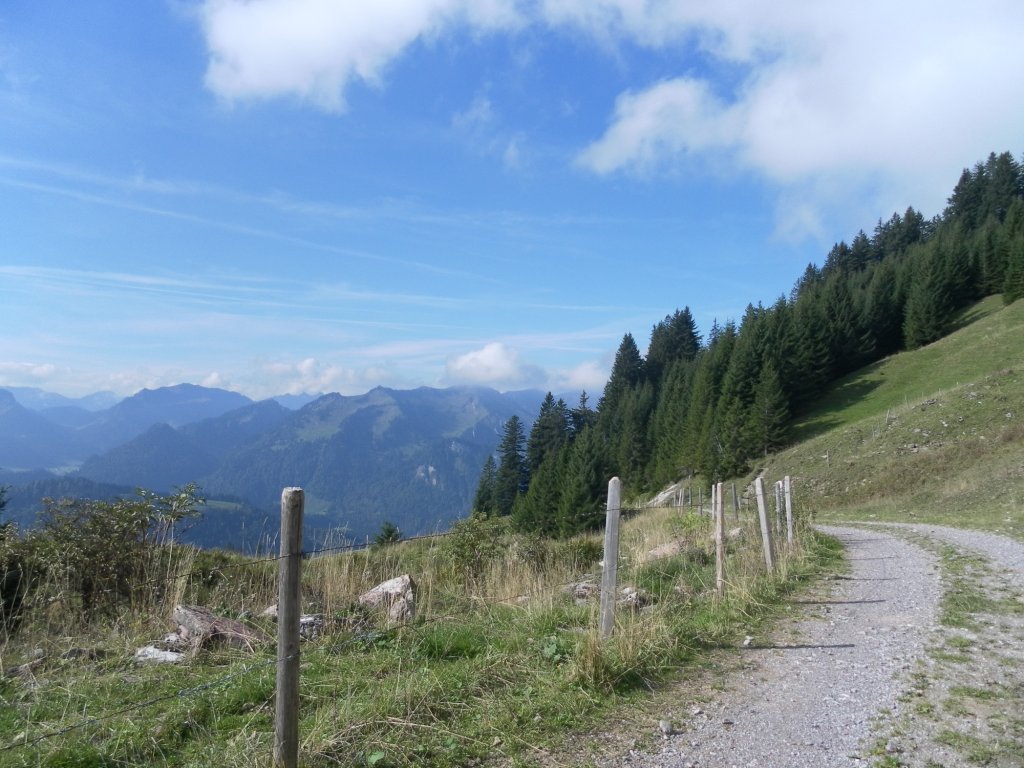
757 296 1024 535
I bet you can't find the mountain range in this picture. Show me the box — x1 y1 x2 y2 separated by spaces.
0 383 544 548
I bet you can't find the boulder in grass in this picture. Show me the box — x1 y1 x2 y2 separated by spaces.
358 574 416 623
135 645 185 665
173 604 269 651
565 581 600 604
645 540 683 562
619 586 652 610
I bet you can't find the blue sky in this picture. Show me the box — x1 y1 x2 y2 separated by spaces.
2 1 1022 400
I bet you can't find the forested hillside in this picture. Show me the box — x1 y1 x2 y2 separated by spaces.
477 150 1024 535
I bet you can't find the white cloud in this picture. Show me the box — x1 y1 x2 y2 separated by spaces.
196 0 1024 234
200 0 522 110
549 360 608 395
444 342 545 388
574 1 1024 232
575 78 738 174
257 356 389 397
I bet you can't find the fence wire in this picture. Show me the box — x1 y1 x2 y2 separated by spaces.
1 499 722 756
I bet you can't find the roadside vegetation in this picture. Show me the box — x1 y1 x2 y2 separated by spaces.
0 493 834 767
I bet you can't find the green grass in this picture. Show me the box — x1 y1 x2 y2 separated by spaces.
758 297 1024 534
0 516 841 767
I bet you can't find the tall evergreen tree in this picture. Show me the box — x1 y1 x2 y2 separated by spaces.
570 390 597 436
644 307 701 384
1004 233 1024 304
903 246 951 348
598 333 644 419
526 393 570 474
748 361 790 457
556 427 607 537
512 448 566 536
494 415 528 516
472 455 498 517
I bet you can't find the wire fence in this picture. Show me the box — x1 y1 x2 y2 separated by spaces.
0 494 735 759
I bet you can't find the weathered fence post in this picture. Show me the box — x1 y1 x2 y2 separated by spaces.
754 477 775 572
731 482 739 520
698 486 703 515
774 481 784 537
784 475 794 544
715 482 726 598
274 488 304 768
599 477 622 639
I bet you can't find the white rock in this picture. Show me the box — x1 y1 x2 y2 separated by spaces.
135 645 184 665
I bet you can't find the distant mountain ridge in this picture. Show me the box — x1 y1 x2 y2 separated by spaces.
0 382 545 546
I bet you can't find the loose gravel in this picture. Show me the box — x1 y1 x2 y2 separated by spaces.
594 523 1024 768
614 527 943 768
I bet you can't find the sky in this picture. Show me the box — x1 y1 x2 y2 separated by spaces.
1 1 1023 401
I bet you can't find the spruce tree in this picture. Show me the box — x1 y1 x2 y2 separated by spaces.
570 391 597 436
472 455 498 517
556 427 606 537
494 415 528 516
1003 233 1024 304
748 361 789 457
512 448 565 536
903 246 950 348
526 393 570 474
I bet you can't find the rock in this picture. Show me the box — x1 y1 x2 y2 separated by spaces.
646 540 683 561
5 657 44 678
299 614 325 639
173 604 269 651
619 586 651 610
358 574 416 623
566 581 600 603
261 604 278 619
135 645 185 665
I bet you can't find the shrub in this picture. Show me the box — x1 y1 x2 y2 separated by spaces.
16 485 203 618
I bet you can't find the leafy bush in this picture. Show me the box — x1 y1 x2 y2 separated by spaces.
438 516 506 585
6 485 203 620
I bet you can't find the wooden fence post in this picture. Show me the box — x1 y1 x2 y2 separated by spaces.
784 475 794 544
731 482 739 521
599 477 622 639
774 481 784 537
274 488 304 768
698 486 703 515
715 482 726 598
754 477 775 572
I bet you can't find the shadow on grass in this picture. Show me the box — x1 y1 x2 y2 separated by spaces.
789 375 885 443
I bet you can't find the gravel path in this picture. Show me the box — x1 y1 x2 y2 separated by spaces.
615 526 942 768
605 522 1024 768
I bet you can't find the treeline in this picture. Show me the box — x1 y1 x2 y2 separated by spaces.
474 150 1024 536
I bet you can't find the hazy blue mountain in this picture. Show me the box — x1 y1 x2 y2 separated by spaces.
271 393 324 409
5 386 120 411
38 405 99 429
201 386 535 541
75 384 254 452
78 399 290 490
3 383 536 549
0 384 257 470
0 390 86 469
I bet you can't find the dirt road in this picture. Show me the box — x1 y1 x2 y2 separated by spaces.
605 523 1024 768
